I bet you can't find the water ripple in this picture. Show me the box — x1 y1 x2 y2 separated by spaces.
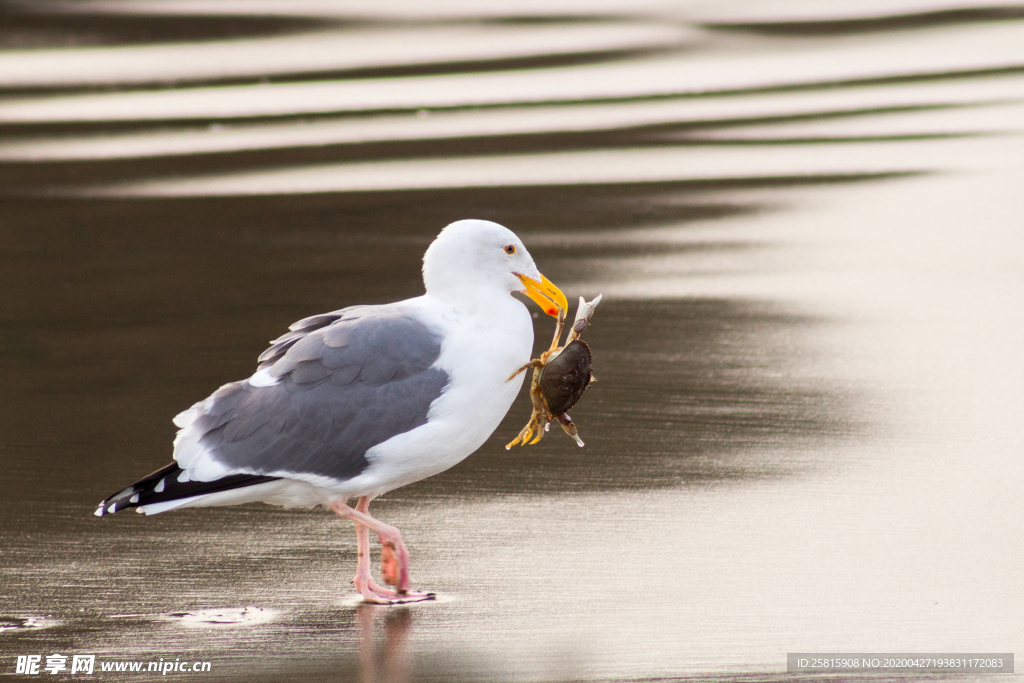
0 21 1022 124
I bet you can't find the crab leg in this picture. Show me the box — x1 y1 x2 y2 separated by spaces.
506 359 544 382
549 307 567 350
506 366 553 448
505 312 562 448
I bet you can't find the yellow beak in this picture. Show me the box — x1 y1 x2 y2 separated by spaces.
516 273 568 317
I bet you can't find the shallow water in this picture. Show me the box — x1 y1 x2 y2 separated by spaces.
1 2 1022 681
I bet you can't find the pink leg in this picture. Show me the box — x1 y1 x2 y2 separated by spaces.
352 501 397 602
354 497 403 601
330 497 435 604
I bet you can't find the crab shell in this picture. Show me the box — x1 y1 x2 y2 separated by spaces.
538 339 593 416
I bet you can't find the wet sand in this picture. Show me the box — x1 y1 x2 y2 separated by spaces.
1 2 1022 680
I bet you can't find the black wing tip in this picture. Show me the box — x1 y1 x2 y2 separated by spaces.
95 462 180 517
94 462 281 518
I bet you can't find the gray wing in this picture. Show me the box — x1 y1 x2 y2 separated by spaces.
185 304 449 482
255 305 370 370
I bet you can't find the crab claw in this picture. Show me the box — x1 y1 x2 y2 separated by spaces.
556 413 585 447
569 294 603 341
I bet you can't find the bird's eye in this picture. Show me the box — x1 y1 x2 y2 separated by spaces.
504 244 516 255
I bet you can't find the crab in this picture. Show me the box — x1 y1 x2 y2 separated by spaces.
506 294 602 449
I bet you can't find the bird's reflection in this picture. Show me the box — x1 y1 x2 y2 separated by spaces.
356 605 413 683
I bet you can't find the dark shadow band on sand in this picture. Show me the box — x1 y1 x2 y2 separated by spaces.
703 5 1024 37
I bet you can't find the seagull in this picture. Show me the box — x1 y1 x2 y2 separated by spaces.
95 219 567 604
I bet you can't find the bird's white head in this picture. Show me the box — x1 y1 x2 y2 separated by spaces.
422 219 567 317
